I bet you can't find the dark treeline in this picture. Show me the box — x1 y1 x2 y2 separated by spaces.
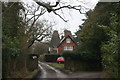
76 2 119 78
2 1 53 77
2 2 25 78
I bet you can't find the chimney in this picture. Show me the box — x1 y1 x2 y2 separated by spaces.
64 30 72 37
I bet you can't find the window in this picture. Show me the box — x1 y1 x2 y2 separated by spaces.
64 46 73 51
66 38 71 43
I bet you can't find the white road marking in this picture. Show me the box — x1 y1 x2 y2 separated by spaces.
38 61 47 78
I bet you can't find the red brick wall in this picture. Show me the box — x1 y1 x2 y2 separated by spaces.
58 37 77 54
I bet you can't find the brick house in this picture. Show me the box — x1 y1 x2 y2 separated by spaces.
49 30 77 54
57 35 77 54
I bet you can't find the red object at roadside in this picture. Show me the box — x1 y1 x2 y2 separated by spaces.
56 57 64 63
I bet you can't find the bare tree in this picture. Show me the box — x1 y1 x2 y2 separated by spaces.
33 42 49 55
33 0 89 22
20 3 53 48
28 20 53 48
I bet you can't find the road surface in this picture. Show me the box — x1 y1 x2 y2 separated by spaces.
33 61 102 80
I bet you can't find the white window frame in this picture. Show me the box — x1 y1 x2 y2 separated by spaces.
64 46 73 51
66 38 71 43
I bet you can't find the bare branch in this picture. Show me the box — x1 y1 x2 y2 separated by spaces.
54 5 86 14
27 20 53 48
51 0 60 7
22 3 52 48
34 0 60 12
28 40 35 48
59 4 66 19
33 0 87 22
26 7 46 23
28 33 48 48
23 4 46 34
36 26 52 39
27 11 46 34
35 1 53 12
53 11 68 22
34 0 87 14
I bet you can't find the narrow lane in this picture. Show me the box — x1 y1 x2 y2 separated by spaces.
38 61 67 78
33 61 102 80
38 63 47 78
41 62 67 78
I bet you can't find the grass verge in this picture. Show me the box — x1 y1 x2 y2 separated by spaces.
47 63 73 74
48 63 64 69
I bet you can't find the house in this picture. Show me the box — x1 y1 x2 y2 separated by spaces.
57 35 77 54
49 30 77 54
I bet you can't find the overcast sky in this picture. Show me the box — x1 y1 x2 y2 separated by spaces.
45 0 99 35
22 0 100 35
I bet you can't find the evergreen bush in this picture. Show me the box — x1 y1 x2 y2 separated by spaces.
62 51 101 62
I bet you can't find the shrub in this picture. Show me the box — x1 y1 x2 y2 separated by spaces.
62 51 81 60
62 51 102 71
44 54 61 62
62 51 100 62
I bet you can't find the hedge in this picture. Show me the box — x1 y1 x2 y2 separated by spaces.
44 54 61 62
62 51 101 62
62 51 102 71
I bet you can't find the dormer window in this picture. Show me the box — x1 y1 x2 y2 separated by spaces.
66 38 71 43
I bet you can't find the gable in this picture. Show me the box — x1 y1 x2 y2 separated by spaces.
57 35 77 48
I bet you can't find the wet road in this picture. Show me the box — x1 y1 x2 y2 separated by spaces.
38 61 67 78
33 61 102 80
